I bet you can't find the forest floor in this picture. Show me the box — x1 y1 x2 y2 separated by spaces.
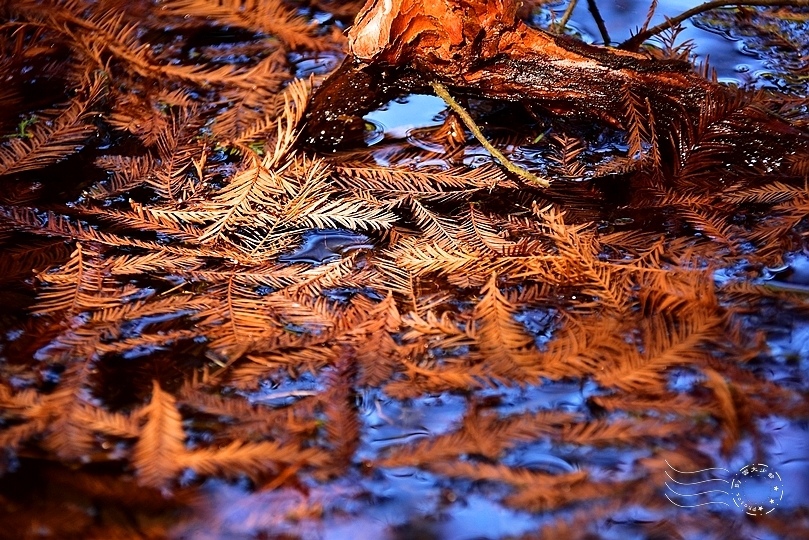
0 1 808 539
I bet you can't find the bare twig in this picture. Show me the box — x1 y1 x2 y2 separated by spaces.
620 0 809 51
586 0 612 44
559 0 579 29
430 81 551 188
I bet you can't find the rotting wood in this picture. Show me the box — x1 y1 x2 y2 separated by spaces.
303 0 726 152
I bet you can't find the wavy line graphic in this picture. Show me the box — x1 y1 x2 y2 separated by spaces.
665 470 729 485
665 483 730 498
665 494 731 508
665 460 731 475
663 459 733 509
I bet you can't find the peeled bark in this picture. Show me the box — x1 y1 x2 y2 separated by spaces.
304 0 724 149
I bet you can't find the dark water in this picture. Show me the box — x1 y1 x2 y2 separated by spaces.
1 2 808 539
278 229 374 265
551 0 770 81
315 3 809 538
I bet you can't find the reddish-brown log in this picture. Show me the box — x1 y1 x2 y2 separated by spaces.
303 0 725 149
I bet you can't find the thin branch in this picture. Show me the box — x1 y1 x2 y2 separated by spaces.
559 0 578 28
620 0 809 51
586 0 612 44
430 81 550 188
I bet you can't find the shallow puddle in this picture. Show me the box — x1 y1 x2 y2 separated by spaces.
0 1 807 539
278 229 375 265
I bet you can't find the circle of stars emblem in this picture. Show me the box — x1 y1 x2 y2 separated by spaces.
731 463 784 516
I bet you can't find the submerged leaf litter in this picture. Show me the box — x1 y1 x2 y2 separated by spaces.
0 1 808 539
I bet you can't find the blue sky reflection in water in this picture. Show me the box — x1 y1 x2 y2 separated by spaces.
537 0 775 83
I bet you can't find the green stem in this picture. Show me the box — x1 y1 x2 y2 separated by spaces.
430 81 550 188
